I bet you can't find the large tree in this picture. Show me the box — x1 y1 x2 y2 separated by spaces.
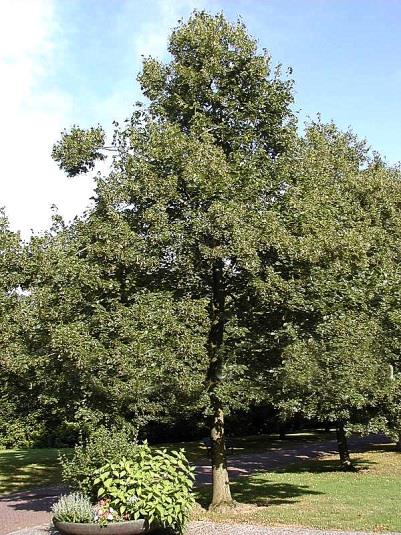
52 11 295 508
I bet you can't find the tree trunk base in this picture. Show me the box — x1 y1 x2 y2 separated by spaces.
336 424 355 471
208 500 238 513
339 460 357 472
395 440 401 452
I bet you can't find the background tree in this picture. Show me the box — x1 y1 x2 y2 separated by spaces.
375 228 401 450
258 122 401 469
0 211 36 447
381 375 401 451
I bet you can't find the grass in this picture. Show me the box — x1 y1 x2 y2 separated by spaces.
194 443 401 532
0 448 72 495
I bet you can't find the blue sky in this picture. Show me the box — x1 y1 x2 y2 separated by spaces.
1 0 401 236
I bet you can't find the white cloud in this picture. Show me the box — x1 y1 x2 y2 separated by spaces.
0 0 213 239
0 0 94 238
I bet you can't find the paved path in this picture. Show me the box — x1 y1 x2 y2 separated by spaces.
0 487 64 535
0 435 392 535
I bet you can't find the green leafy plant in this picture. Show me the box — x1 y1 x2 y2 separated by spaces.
93 444 195 534
60 426 138 497
52 493 94 523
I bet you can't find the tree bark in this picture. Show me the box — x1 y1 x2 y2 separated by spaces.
336 423 354 470
395 434 401 452
209 394 233 509
278 423 286 440
206 260 234 510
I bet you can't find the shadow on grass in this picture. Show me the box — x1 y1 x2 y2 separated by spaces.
196 476 323 509
358 442 398 454
0 449 71 495
272 456 376 474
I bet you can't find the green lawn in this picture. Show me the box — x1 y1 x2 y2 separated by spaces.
0 448 72 495
194 444 401 532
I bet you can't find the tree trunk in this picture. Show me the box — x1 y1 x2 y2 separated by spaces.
336 423 354 471
209 394 233 509
395 434 401 452
206 260 235 511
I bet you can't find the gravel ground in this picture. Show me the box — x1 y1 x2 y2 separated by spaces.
6 523 401 535
187 522 401 535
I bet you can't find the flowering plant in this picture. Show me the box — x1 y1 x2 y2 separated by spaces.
93 498 123 525
52 493 93 523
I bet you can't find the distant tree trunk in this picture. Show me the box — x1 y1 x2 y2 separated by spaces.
206 260 235 511
336 423 354 470
395 434 401 452
279 423 286 440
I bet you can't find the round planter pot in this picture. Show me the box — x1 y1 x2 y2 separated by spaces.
53 520 147 535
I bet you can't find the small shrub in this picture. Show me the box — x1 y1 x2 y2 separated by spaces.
93 444 195 534
52 493 93 523
60 426 138 497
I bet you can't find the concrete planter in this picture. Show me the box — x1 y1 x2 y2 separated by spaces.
53 520 147 535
